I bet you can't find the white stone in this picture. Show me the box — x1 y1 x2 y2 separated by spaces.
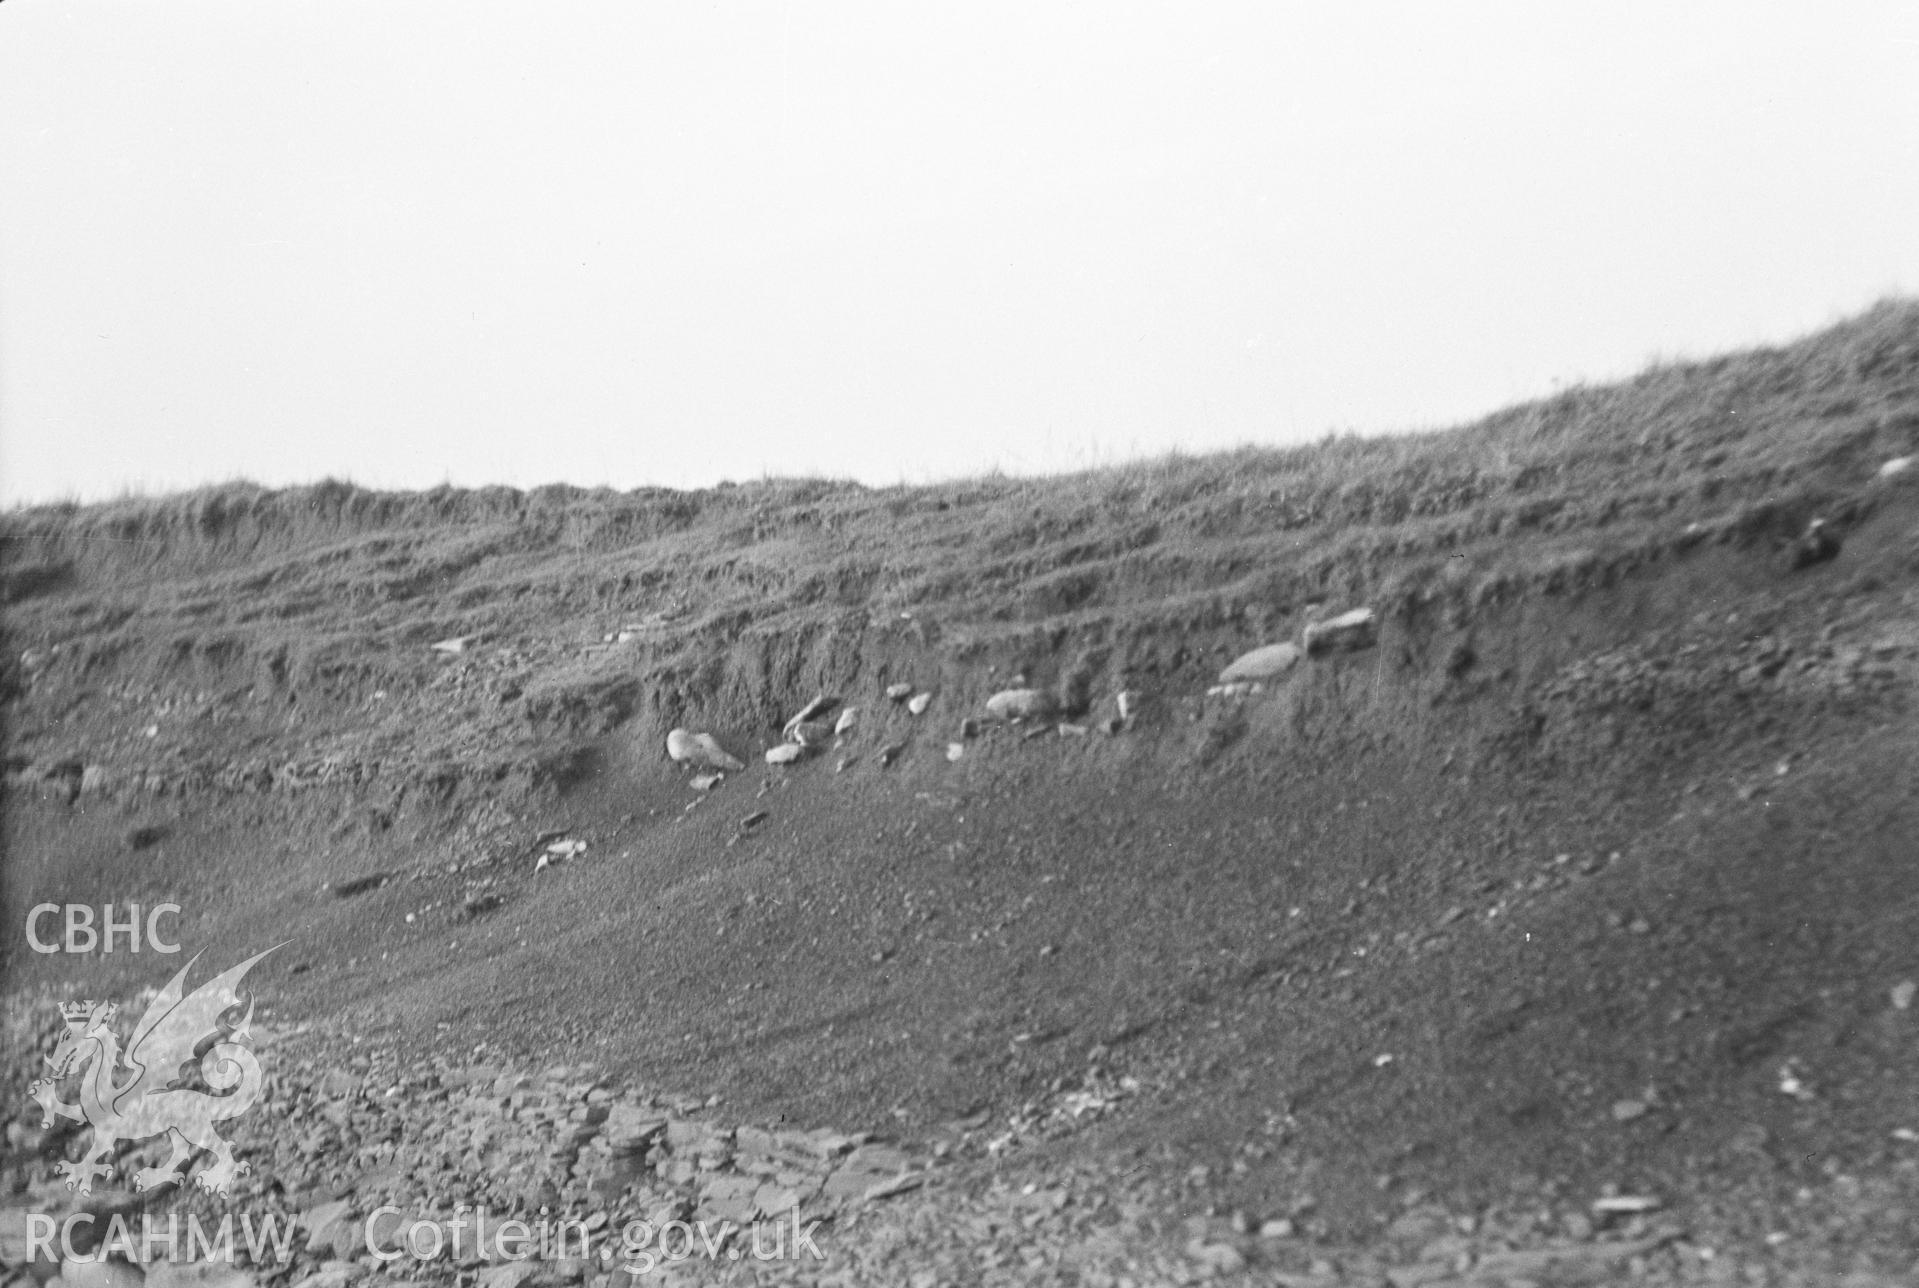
666 729 745 772
1302 607 1377 656
1220 642 1302 683
908 692 933 715
985 688 1056 722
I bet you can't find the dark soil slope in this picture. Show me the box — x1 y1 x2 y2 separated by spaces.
6 301 1919 1246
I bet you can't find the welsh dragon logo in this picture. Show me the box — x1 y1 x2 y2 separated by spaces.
28 948 276 1197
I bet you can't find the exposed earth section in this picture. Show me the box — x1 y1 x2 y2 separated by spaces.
5 304 1919 1281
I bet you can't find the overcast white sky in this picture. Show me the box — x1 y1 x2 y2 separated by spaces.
2 3 1916 505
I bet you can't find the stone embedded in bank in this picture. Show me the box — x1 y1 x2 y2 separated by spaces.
787 720 834 747
1302 606 1378 656
666 728 746 772
984 688 1057 722
1219 642 1302 683
782 694 838 740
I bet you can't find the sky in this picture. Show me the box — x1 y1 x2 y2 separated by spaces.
2 2 1917 505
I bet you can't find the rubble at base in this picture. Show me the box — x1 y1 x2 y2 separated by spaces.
7 1018 1915 1288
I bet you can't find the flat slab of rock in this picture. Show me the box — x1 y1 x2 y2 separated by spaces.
604 1107 668 1151
1220 642 1302 682
846 1144 911 1172
765 743 810 765
697 1174 763 1224
863 1171 925 1201
665 1118 733 1151
733 1125 798 1160
985 688 1058 721
1470 1228 1680 1278
1303 606 1378 656
823 1165 898 1200
753 1182 807 1216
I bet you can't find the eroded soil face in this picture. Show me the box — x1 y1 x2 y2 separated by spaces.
6 307 1919 1281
